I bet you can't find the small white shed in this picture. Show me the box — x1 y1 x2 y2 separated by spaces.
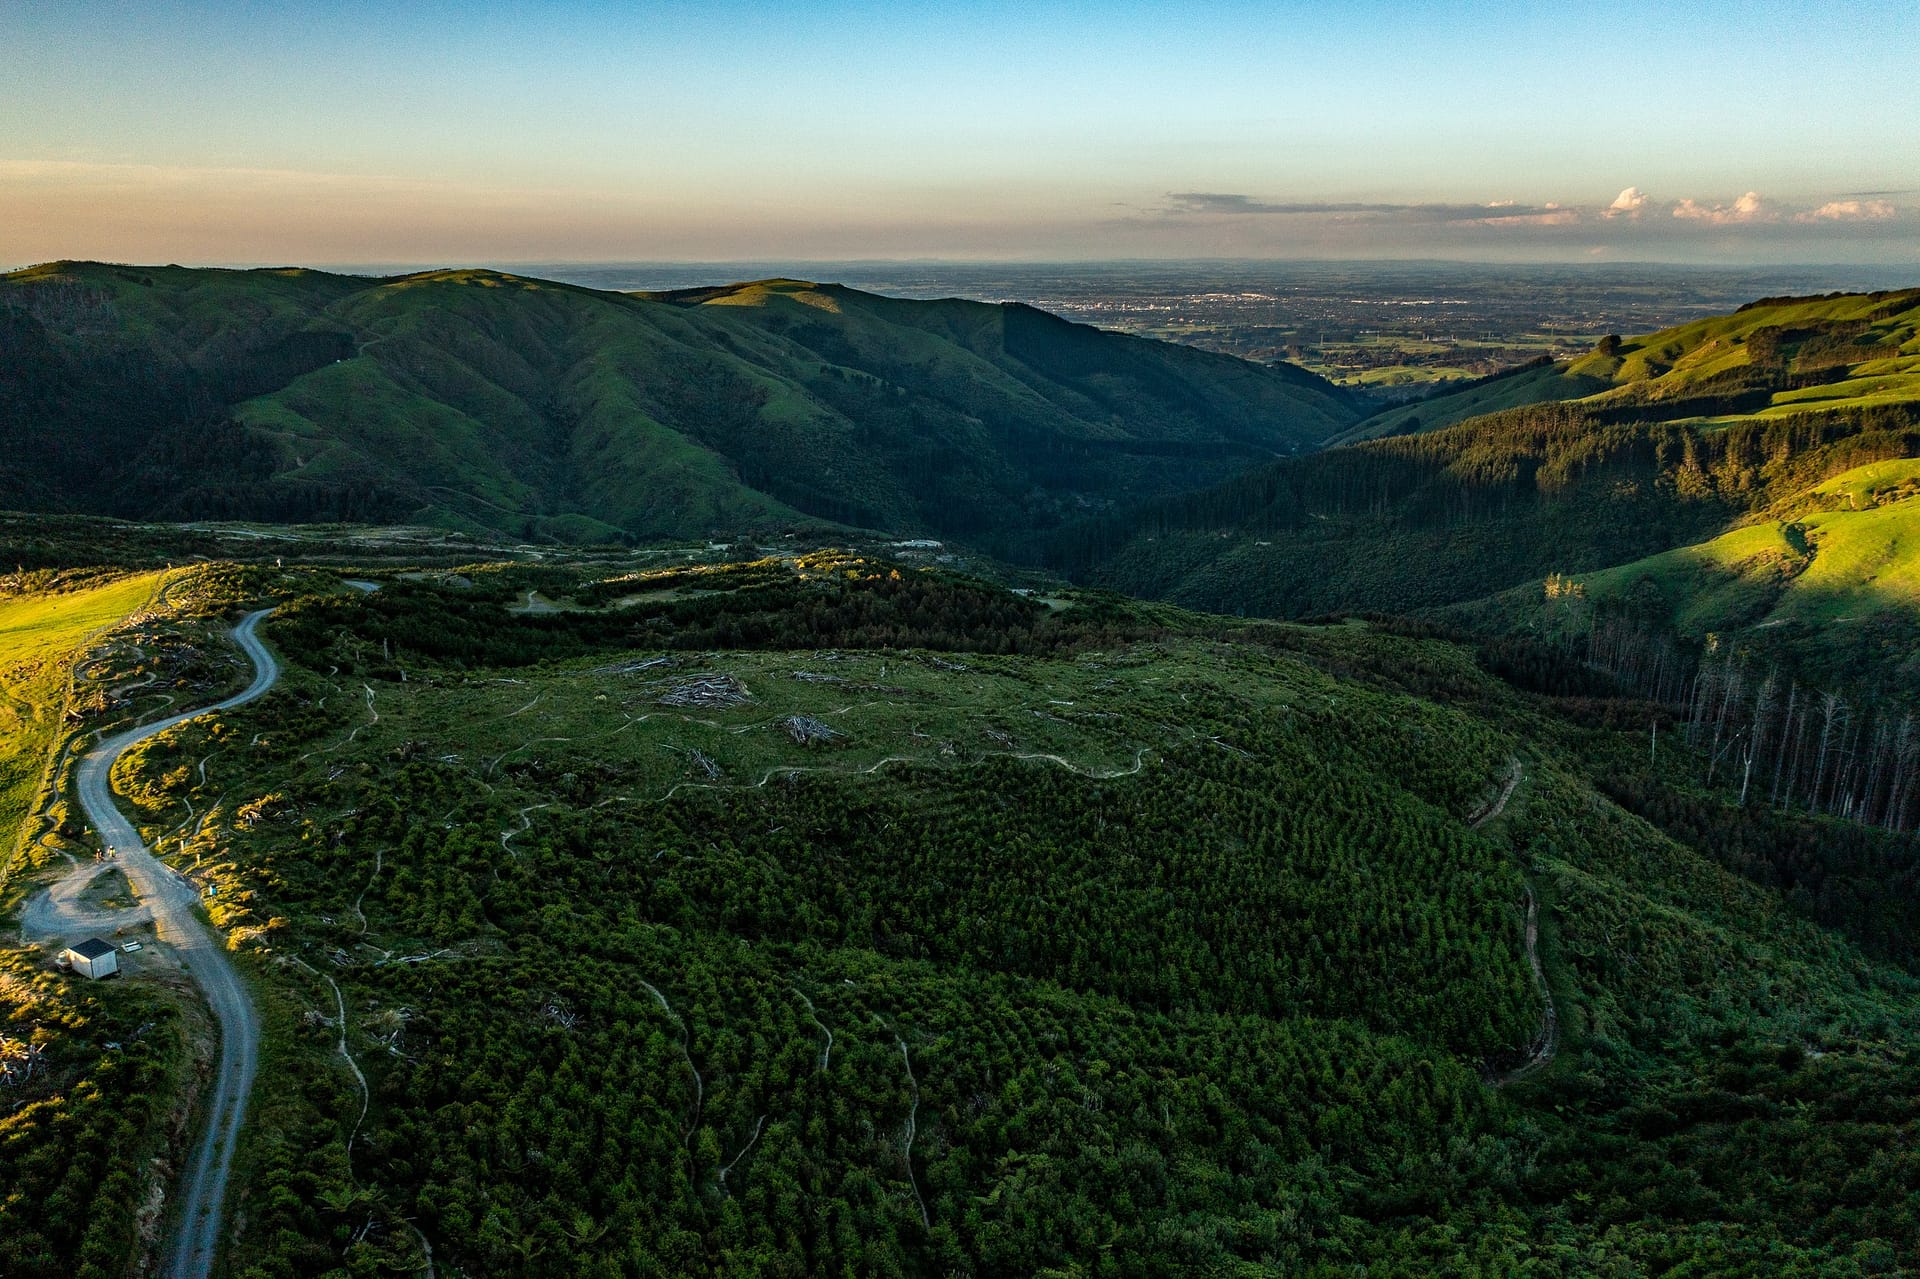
64 938 119 980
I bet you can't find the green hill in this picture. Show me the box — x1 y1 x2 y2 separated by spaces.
1341 288 1920 443
0 263 1357 543
1330 358 1611 443
1048 292 1920 671
1442 455 1920 697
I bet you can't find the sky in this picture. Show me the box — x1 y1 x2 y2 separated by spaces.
4 0 1919 268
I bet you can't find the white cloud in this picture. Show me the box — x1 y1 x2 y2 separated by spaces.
1672 191 1770 224
1795 199 1898 223
1476 204 1580 227
1605 186 1648 218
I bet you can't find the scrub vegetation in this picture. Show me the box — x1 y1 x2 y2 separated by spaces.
65 556 1920 1277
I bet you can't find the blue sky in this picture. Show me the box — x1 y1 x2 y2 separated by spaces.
4 0 1918 265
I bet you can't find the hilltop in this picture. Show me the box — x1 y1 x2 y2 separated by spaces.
0 263 1357 544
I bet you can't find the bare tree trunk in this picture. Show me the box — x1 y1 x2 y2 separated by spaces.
1770 684 1796 808
1861 717 1890 827
1888 716 1918 832
1706 661 1735 785
1841 711 1866 819
1810 692 1843 815
1787 696 1813 812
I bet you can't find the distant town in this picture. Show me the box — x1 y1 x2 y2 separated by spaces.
526 259 1914 405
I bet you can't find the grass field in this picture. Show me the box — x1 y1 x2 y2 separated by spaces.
1548 459 1920 634
1436 455 1920 696
1794 456 1920 515
0 572 166 885
0 568 208 1278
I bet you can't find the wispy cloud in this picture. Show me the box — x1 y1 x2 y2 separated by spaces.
1481 203 1579 227
1163 192 1571 223
1159 187 1920 241
1165 193 1409 215
1672 191 1771 224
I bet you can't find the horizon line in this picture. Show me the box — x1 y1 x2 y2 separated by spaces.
10 255 1920 278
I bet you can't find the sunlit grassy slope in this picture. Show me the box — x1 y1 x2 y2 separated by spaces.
0 262 1358 543
1548 456 1920 628
1346 289 1920 442
1442 455 1920 692
0 568 201 1275
1568 501 1920 629
0 571 164 877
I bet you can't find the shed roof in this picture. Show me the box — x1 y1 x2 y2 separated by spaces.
68 938 117 960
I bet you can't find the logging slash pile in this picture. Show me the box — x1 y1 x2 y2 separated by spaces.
778 715 843 746
657 674 751 709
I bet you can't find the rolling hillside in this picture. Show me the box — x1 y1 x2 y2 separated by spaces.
1051 291 1920 682
1443 455 1920 697
9 554 1913 1275
1341 288 1920 442
0 263 1357 543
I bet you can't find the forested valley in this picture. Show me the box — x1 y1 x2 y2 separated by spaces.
5 283 1920 1278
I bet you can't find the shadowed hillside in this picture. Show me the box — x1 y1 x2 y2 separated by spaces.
0 263 1357 543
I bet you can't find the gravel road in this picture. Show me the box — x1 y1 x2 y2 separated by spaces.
57 608 278 1279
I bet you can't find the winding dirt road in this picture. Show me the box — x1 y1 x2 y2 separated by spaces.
38 609 279 1279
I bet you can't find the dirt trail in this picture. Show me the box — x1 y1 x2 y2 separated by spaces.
637 979 703 1140
499 804 551 856
894 1033 931 1231
1495 886 1559 1085
791 986 833 1073
717 1114 767 1194
1470 758 1523 829
323 971 371 1164
1467 760 1560 1085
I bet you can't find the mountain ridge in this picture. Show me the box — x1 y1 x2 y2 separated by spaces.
0 261 1359 543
